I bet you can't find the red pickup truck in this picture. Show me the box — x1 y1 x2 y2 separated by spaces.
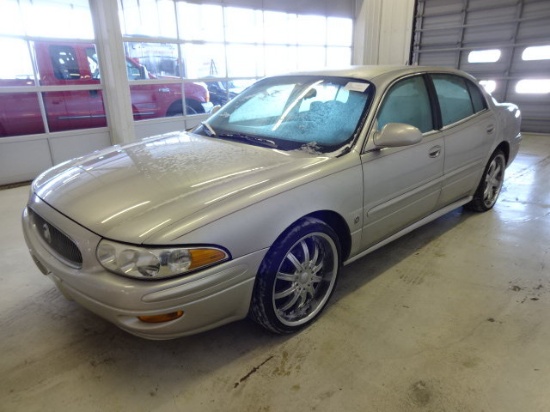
0 41 212 137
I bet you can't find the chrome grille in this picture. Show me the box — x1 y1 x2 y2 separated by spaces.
30 209 83 268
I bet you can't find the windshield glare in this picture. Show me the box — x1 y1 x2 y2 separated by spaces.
200 76 373 153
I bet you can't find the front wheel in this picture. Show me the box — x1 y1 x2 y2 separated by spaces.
250 218 341 334
466 150 506 212
166 101 199 117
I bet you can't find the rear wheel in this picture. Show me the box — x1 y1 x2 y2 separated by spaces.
250 218 340 334
466 150 506 212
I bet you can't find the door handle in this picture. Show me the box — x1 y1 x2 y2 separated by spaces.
429 145 442 158
486 125 495 134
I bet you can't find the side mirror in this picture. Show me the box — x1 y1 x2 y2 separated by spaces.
373 123 423 148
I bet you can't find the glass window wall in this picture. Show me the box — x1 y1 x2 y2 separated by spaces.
118 0 354 116
1 0 354 138
0 0 101 138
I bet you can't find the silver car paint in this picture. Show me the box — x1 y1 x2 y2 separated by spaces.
22 66 522 339
23 145 364 339
22 196 264 339
361 128 445 248
33 133 333 244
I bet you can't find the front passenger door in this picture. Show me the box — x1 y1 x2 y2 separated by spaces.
360 75 444 249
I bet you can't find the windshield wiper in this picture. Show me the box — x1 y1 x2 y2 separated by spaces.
201 121 217 137
216 133 278 149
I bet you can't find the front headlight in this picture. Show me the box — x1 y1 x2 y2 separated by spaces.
96 239 229 280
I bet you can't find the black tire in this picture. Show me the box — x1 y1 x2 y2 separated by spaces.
185 103 198 115
250 217 341 334
166 102 183 117
166 101 199 117
185 99 205 115
465 150 506 212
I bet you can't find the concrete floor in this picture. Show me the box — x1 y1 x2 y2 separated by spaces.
1 133 549 412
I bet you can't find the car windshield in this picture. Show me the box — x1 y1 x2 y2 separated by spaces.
196 75 374 153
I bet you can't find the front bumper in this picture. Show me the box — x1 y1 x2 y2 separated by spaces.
22 196 266 340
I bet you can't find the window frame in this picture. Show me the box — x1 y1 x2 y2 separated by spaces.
366 71 491 152
373 73 437 135
427 73 489 129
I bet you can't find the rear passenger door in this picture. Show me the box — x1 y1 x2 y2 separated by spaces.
360 74 444 249
430 74 496 207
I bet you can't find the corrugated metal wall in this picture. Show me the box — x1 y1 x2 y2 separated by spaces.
411 0 550 133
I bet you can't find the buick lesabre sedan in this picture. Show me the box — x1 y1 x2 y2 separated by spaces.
22 66 522 339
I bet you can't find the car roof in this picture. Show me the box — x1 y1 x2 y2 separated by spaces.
278 65 475 84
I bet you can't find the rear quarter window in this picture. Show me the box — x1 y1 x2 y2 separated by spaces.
467 80 487 113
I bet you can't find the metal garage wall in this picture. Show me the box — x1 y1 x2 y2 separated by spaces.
411 0 550 134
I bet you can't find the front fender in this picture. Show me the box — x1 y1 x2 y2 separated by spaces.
170 162 364 261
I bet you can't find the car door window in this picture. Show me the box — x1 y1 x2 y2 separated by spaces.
432 74 476 126
376 76 433 133
49 45 81 80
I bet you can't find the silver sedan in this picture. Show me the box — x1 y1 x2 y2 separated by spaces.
22 66 522 339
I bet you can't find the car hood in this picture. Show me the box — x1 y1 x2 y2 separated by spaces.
33 131 331 243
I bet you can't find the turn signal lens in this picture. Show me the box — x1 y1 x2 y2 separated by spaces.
188 249 228 270
138 311 184 323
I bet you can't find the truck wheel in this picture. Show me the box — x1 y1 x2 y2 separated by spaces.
166 101 202 116
185 99 204 115
250 217 341 334
166 102 183 117
185 105 198 115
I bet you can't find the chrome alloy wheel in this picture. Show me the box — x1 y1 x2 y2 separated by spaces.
272 232 338 327
482 153 505 209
